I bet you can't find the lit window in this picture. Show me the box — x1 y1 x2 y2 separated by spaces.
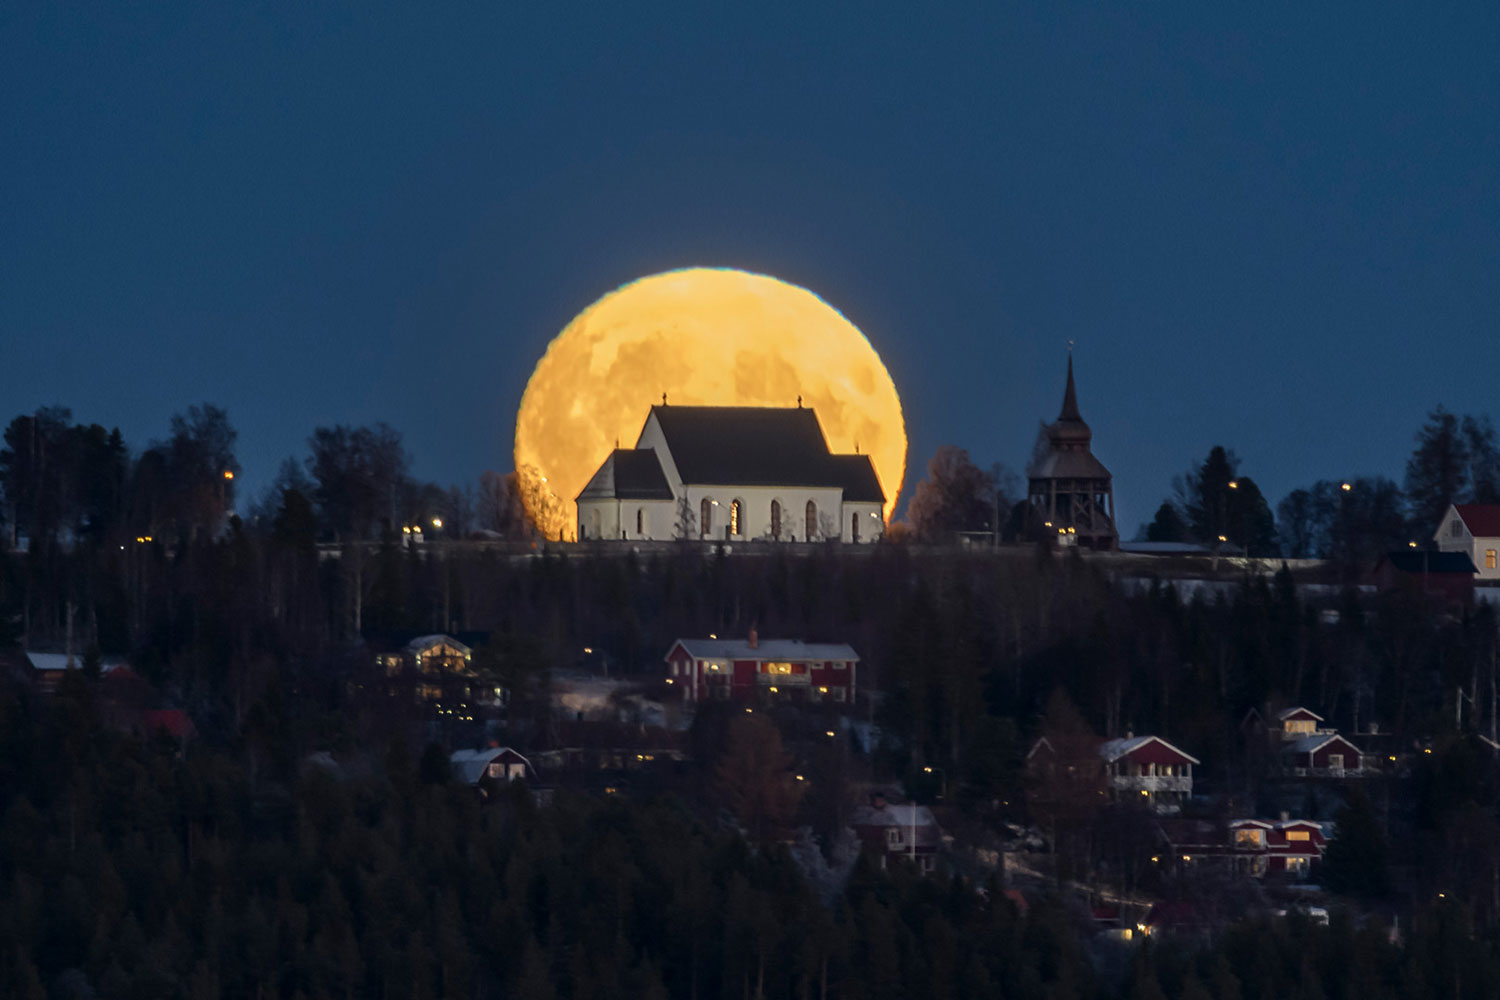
1234 828 1264 848
1285 829 1310 842
1487 549 1497 570
730 499 742 536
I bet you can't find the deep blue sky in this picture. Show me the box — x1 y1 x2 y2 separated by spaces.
4 4 1497 533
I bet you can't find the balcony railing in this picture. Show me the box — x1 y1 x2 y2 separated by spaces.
1109 775 1193 793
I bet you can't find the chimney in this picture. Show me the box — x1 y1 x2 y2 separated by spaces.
748 625 758 650
870 790 887 808
1280 810 1290 823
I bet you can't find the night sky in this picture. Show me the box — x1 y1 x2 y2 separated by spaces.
4 5 1497 533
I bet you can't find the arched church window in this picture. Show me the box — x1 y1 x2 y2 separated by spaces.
701 498 713 537
636 508 643 536
730 499 742 536
851 512 860 542
805 500 817 540
770 500 782 540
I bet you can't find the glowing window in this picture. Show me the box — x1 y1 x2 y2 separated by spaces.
770 500 782 539
806 500 817 540
1488 549 1497 569
1285 829 1310 842
701 498 713 536
730 499 742 536
1234 828 1264 847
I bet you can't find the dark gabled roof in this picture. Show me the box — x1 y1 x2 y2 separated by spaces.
1455 504 1500 537
1383 550 1478 575
829 454 885 504
576 448 674 501
649 405 864 491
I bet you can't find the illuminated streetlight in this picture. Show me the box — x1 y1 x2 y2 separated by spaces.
1341 482 1352 492
432 517 443 529
1228 480 1238 489
223 470 234 480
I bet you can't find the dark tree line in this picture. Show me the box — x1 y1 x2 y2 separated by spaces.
1138 405 1500 560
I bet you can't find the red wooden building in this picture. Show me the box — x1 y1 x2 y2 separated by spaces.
664 629 858 705
1098 734 1199 814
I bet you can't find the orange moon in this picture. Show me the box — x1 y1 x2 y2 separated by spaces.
514 268 906 540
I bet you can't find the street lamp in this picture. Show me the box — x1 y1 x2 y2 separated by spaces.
922 764 947 800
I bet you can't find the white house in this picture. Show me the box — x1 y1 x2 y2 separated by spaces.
1435 504 1500 580
575 405 885 543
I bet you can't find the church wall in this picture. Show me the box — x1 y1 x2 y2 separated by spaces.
576 499 674 541
683 484 848 542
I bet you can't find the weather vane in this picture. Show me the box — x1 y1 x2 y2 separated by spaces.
1067 338 1075 354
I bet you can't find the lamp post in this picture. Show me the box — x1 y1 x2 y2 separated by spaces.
922 764 947 800
1409 540 1429 596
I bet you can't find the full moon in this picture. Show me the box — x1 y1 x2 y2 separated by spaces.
515 268 907 540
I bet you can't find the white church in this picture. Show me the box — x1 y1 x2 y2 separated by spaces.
575 404 886 543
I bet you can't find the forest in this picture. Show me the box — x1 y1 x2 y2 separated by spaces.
5 402 1500 998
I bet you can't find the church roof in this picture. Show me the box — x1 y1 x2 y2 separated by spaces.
649 405 881 496
829 454 886 504
575 449 674 501
1028 448 1112 482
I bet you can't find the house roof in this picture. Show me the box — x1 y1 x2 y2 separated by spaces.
1099 734 1201 766
24 651 124 674
1382 550 1479 574
1285 733 1364 756
576 448 674 502
1455 504 1500 538
647 405 879 494
1277 707 1324 723
407 634 471 655
669 637 860 663
849 803 942 848
449 747 531 784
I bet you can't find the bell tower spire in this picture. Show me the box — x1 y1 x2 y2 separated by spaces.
1060 353 1081 421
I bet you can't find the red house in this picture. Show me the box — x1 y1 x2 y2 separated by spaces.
1161 817 1329 879
663 629 857 704
1283 732 1367 776
849 792 942 873
1099 735 1199 814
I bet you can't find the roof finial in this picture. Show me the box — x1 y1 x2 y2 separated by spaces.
662 392 668 406
1068 338 1075 354
854 440 860 454
797 394 802 408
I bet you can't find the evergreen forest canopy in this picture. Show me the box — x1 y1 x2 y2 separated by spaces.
5 403 1500 997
